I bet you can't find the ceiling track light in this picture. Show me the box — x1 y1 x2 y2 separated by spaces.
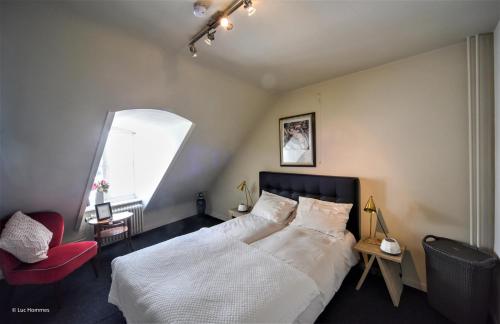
205 30 216 46
187 0 257 57
243 0 256 16
189 44 197 57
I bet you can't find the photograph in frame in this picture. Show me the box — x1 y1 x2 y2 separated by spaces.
95 202 113 221
279 112 316 167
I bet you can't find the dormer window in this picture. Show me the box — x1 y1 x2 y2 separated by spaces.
83 109 193 213
89 127 137 205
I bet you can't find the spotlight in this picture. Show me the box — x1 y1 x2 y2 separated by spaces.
243 0 256 16
205 30 215 46
220 17 229 28
246 6 256 16
189 44 197 57
220 16 233 30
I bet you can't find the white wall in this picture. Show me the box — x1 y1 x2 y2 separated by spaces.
493 19 500 324
495 21 500 257
209 42 469 291
0 2 274 240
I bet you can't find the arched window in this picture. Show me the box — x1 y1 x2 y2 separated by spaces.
76 109 193 229
91 127 137 204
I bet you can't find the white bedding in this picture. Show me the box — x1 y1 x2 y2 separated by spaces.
211 212 287 243
109 227 320 324
252 225 359 323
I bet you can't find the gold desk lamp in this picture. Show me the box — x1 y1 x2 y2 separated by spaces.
237 181 253 212
363 195 387 245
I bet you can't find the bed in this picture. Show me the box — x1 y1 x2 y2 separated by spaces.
109 171 360 323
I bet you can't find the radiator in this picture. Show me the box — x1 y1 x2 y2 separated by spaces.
86 201 144 246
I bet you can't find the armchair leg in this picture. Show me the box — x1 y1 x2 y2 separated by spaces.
91 257 99 278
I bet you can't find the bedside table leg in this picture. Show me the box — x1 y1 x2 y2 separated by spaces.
376 256 403 307
362 253 369 266
356 254 375 290
95 224 102 254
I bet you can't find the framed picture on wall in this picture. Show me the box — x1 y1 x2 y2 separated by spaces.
95 202 113 221
279 112 316 167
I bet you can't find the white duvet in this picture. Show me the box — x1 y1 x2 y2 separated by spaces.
252 225 359 315
210 212 287 243
109 227 320 324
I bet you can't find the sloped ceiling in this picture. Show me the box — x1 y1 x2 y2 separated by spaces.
65 0 500 91
0 2 273 240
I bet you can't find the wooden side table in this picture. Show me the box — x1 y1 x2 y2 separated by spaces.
227 207 252 219
354 240 406 307
86 211 134 253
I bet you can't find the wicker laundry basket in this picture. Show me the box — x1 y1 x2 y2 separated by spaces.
422 235 497 324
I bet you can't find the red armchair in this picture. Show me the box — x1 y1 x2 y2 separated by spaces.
0 212 98 300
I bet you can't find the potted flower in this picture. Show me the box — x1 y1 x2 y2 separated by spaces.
92 179 110 204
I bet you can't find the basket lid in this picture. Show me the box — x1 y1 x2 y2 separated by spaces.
424 237 494 263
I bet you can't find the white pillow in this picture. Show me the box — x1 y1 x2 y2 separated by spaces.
0 211 53 263
251 191 298 223
290 196 353 238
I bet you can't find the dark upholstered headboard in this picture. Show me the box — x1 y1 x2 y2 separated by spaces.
259 171 360 240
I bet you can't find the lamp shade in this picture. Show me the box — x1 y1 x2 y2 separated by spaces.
364 195 377 213
236 181 247 191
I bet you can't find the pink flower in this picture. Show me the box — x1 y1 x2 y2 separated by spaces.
92 179 110 192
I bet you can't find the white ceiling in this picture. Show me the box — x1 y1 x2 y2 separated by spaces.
66 0 500 92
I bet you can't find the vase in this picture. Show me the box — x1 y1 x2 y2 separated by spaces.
196 192 206 215
95 191 104 205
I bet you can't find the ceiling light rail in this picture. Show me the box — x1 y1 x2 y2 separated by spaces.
188 0 256 57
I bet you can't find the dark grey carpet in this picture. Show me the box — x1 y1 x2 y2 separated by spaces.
1 215 451 324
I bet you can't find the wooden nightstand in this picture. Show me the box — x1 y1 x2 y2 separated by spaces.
354 240 406 307
86 212 134 253
227 207 252 219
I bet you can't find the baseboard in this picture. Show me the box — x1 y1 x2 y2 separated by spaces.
142 202 196 232
143 212 192 233
208 210 230 221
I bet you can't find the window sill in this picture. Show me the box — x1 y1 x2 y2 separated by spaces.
85 198 143 212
